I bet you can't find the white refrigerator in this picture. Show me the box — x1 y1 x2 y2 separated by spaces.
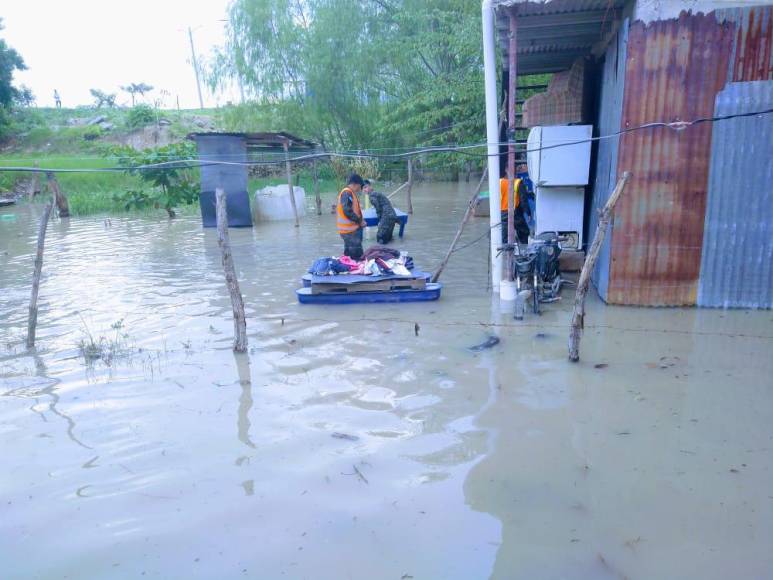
527 125 592 249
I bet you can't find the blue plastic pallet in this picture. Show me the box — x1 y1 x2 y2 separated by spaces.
301 271 431 288
297 283 441 304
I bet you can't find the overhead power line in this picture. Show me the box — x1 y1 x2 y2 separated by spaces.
1 107 771 174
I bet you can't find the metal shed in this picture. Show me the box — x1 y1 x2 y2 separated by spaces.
188 132 319 228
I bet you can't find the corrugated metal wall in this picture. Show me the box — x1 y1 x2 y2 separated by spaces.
718 6 773 82
698 81 773 308
589 20 628 301
608 12 734 305
195 135 248 194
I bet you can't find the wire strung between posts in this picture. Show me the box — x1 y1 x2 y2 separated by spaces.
451 221 502 254
1 107 771 174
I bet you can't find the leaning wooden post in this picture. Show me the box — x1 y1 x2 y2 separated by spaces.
431 167 488 283
406 157 414 214
568 172 631 362
282 139 300 228
313 159 321 215
30 162 41 200
386 181 408 200
26 200 54 349
45 172 70 218
215 188 248 353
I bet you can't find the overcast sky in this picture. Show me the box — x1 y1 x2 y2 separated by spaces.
2 0 238 109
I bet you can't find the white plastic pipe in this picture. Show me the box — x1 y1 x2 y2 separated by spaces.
482 0 502 291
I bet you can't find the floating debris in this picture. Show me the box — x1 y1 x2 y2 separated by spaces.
469 335 500 351
331 432 359 441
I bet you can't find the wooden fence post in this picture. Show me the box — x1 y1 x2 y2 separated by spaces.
215 188 248 353
313 159 321 215
406 158 414 214
26 201 54 349
282 139 300 227
431 167 488 283
568 172 631 362
45 172 70 218
30 162 41 200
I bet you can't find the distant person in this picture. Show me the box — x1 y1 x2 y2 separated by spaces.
53 89 61 108
363 179 397 244
500 174 531 245
336 173 366 260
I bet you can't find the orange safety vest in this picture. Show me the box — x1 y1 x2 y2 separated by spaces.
500 177 521 212
336 187 363 234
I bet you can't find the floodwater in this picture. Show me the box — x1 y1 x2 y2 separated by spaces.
1 183 772 580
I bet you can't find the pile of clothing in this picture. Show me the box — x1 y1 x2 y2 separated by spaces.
308 245 415 277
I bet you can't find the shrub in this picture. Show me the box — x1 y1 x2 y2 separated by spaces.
329 156 380 183
126 104 155 129
82 126 101 141
108 141 198 218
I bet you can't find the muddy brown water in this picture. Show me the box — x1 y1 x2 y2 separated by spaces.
1 183 772 579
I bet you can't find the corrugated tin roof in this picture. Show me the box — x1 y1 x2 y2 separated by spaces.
698 81 773 308
495 0 626 17
494 0 627 74
608 12 734 306
187 131 318 150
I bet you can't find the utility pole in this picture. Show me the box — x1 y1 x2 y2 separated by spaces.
188 26 205 109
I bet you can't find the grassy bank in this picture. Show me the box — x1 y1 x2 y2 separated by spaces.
0 155 142 215
2 107 219 155
0 154 346 217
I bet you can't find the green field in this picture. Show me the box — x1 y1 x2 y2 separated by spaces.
0 153 344 217
0 107 351 216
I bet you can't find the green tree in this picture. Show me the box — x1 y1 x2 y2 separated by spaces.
90 88 117 108
121 82 154 106
375 0 485 173
210 0 389 149
212 0 547 176
0 18 30 137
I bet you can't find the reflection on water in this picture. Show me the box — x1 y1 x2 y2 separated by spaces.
1 185 772 579
234 352 255 450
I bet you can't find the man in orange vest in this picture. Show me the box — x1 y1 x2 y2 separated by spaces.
336 173 367 259
500 174 531 245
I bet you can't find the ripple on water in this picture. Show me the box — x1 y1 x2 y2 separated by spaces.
5 187 769 579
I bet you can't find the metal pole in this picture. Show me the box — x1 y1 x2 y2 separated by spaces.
506 13 517 282
482 0 502 291
188 26 205 109
406 158 414 214
313 159 321 215
283 139 300 227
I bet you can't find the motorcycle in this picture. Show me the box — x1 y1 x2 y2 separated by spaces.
504 232 566 319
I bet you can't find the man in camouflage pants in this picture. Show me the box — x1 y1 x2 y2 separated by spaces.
363 180 397 244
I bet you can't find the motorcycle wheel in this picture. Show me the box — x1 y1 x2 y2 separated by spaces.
514 295 524 320
533 272 540 315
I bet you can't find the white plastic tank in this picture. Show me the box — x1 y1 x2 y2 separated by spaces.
254 185 306 222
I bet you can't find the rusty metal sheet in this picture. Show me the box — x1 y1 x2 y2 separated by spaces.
608 12 734 306
717 6 773 82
